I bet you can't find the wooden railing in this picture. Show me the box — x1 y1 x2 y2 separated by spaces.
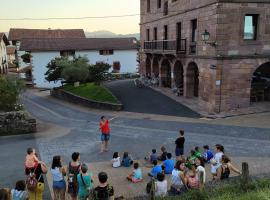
143 39 186 54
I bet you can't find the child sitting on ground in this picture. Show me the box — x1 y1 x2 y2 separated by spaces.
155 173 168 197
127 162 143 183
148 160 163 178
25 148 40 169
163 153 174 174
122 152 133 167
194 146 202 158
11 180 28 200
158 146 168 161
203 145 214 163
112 152 121 168
145 149 158 164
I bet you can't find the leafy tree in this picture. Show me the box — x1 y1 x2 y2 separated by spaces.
0 76 24 112
61 66 89 84
45 57 71 83
88 62 111 85
21 53 32 63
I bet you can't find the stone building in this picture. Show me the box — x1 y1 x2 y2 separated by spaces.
140 0 270 113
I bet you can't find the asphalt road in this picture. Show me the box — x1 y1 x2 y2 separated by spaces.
105 80 200 118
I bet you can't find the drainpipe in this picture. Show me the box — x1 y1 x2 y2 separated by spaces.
218 59 223 113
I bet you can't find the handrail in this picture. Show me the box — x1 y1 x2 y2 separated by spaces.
143 39 187 54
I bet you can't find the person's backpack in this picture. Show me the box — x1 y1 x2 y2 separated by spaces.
68 162 81 193
26 167 41 192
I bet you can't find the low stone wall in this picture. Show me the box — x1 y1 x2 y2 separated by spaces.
51 89 124 111
0 111 37 135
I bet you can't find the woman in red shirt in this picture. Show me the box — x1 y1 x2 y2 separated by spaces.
99 116 116 153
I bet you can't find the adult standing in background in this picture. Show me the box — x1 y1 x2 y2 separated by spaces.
175 130 185 160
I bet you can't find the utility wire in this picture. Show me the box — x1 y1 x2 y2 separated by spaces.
0 14 140 21
0 10 183 21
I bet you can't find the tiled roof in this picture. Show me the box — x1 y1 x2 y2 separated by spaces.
20 38 139 51
8 28 86 41
6 46 16 54
0 33 9 45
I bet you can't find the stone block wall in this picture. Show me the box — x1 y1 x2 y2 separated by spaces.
0 111 37 135
216 2 270 56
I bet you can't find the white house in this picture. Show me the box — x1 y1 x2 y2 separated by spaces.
19 37 139 88
0 33 9 74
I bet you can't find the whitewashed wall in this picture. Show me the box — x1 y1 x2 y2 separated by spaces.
23 49 138 88
0 39 7 73
76 50 138 73
31 52 61 88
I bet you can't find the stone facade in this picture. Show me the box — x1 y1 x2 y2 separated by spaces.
140 0 270 113
0 111 37 135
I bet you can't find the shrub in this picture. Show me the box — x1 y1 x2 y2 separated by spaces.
45 57 70 83
0 76 24 112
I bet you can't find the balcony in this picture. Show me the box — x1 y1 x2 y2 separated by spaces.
143 39 186 54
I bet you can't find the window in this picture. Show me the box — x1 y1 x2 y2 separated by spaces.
164 1 168 16
147 0 150 13
99 50 114 55
176 22 182 39
164 25 168 40
154 27 158 40
244 14 259 40
60 50 75 57
157 0 161 8
146 29 150 41
191 19 197 42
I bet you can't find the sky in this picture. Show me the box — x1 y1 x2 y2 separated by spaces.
0 0 140 34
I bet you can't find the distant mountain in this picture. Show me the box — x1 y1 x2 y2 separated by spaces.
85 30 140 40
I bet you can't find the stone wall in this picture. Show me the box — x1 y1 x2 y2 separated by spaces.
0 111 37 135
51 89 124 111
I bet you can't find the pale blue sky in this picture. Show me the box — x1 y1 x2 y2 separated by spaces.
0 0 140 34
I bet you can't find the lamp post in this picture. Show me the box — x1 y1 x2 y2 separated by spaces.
201 29 217 47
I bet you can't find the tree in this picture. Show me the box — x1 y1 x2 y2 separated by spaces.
62 66 89 84
21 53 32 63
88 62 111 85
44 57 70 83
0 76 24 112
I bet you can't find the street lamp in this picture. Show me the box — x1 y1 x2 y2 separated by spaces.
201 29 217 47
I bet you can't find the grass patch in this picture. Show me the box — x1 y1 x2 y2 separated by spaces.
62 83 119 104
159 179 270 200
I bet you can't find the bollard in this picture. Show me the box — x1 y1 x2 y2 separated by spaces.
241 162 250 191
199 171 204 191
150 178 155 200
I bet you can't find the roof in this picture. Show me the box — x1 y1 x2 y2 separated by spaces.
8 28 86 41
0 33 9 45
20 38 139 52
6 46 16 54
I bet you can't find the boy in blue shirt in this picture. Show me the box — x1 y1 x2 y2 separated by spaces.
203 145 214 163
163 153 174 174
148 160 162 178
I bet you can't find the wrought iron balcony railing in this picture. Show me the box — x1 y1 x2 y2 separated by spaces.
143 39 186 54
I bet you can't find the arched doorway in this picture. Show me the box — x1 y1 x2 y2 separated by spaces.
161 59 171 88
174 61 184 95
152 57 159 78
186 62 199 97
250 62 270 102
145 57 151 78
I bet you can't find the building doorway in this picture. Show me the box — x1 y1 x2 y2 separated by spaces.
186 62 199 97
161 59 171 88
152 57 159 78
145 57 151 78
250 62 270 102
174 61 184 96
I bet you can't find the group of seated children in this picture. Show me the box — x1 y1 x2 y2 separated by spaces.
111 152 133 168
